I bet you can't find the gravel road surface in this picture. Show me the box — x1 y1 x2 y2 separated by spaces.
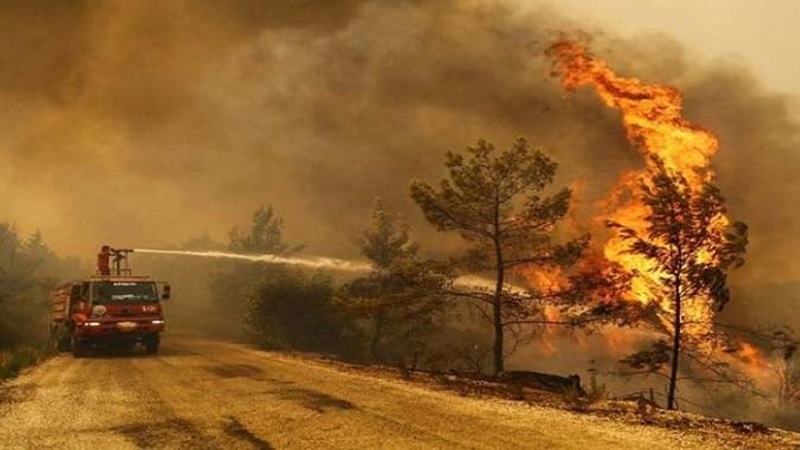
0 334 777 449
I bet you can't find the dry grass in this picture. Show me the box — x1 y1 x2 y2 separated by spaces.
0 344 55 379
275 350 800 449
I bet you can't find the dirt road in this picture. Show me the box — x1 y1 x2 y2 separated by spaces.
0 335 782 449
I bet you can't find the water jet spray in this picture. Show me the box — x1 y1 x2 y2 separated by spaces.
133 248 373 272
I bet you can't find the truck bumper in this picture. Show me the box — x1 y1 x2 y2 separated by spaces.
74 323 162 348
74 331 160 348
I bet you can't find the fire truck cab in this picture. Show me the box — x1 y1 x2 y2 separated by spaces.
49 246 171 357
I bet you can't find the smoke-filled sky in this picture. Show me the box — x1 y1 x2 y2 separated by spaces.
546 0 800 94
1 0 798 284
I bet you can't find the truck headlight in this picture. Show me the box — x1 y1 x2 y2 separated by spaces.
86 321 101 327
151 319 165 325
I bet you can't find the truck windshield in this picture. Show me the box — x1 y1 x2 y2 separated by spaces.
92 281 158 303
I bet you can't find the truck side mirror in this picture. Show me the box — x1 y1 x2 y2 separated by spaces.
161 284 171 300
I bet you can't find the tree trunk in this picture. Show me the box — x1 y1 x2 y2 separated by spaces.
492 192 505 375
492 237 505 375
666 272 682 410
370 307 385 362
492 290 504 374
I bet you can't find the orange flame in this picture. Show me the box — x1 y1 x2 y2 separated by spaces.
526 264 568 295
545 39 718 179
545 38 728 339
733 342 776 389
738 342 772 371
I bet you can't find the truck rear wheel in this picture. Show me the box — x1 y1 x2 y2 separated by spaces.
145 338 160 355
49 325 71 352
72 338 88 358
57 337 72 352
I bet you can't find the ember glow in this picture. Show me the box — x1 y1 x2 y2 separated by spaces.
545 38 729 338
738 341 773 372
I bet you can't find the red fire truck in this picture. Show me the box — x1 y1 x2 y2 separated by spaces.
49 246 171 357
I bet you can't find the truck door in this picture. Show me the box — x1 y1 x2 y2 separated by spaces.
74 281 90 312
69 284 81 311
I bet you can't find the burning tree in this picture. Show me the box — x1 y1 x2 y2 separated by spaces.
546 39 755 410
610 158 748 410
411 138 587 374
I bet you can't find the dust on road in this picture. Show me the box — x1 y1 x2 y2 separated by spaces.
0 335 776 449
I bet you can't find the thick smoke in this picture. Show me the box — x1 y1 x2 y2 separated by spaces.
1 1 798 318
0 1 625 257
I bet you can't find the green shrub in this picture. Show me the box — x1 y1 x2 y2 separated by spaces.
244 266 355 356
0 343 56 379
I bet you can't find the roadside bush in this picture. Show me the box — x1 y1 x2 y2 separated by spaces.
244 266 357 356
0 224 78 351
0 271 50 349
209 206 304 336
0 223 83 379
0 344 55 379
